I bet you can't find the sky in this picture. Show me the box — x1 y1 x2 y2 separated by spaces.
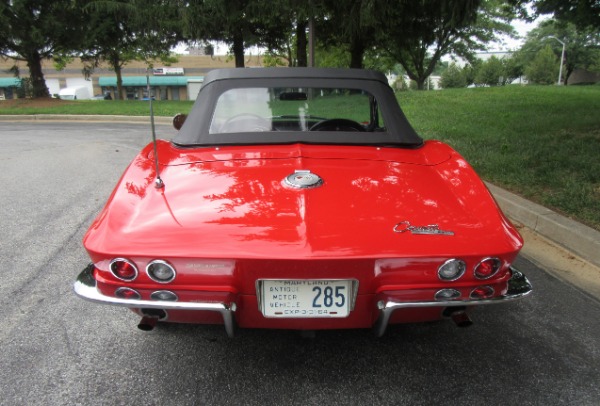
489 18 545 51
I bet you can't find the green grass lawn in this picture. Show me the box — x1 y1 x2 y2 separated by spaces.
0 99 194 116
2 85 599 229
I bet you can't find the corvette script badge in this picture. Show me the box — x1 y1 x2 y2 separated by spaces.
393 221 454 236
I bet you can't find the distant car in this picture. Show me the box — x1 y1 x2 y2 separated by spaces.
91 93 112 100
74 68 532 337
58 86 91 100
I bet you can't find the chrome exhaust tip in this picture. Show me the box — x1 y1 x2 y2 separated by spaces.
138 316 158 331
137 308 167 331
444 307 473 328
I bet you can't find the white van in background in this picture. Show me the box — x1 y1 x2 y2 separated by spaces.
58 86 91 100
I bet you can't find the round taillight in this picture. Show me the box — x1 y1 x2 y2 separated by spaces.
109 258 138 281
146 260 176 283
150 290 178 301
438 259 466 281
474 257 502 279
115 287 141 300
434 289 461 301
470 285 495 299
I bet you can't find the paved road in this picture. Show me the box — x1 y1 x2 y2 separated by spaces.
1 122 599 405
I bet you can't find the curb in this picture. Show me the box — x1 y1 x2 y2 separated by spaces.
0 114 173 125
486 182 600 269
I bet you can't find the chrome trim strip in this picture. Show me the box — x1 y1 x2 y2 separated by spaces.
373 267 532 337
74 264 237 337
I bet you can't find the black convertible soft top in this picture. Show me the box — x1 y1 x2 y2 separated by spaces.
200 67 391 83
173 68 423 148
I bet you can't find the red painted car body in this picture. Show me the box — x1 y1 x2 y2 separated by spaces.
74 68 531 336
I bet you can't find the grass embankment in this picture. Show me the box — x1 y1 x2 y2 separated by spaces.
0 98 193 116
398 86 600 230
1 86 599 230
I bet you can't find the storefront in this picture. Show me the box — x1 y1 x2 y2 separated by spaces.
0 78 22 100
97 76 204 101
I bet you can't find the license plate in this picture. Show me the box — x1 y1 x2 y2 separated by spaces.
259 279 354 318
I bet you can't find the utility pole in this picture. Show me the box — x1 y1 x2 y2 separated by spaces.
548 36 566 85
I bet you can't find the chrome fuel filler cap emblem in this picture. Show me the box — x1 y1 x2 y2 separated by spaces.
284 170 323 189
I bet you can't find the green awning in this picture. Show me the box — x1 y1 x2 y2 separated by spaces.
98 76 203 87
0 77 21 87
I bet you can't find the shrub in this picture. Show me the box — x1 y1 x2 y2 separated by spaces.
526 45 559 85
475 56 505 86
440 63 467 88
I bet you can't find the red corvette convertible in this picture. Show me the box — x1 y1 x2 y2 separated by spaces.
74 68 532 337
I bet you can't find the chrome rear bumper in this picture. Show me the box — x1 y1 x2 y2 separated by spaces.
75 264 531 338
373 267 532 337
73 264 237 337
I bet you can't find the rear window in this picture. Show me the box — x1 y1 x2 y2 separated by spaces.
209 87 383 134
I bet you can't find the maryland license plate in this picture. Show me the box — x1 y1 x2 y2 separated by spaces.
259 279 355 318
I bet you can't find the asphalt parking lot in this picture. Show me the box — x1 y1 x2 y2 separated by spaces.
0 122 599 405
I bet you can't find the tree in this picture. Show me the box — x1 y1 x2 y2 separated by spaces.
0 0 85 98
74 0 182 99
511 0 600 30
251 2 325 68
503 53 526 82
317 0 383 69
182 0 291 67
286 1 324 67
525 44 558 84
380 0 515 89
440 62 467 88
381 0 478 89
462 60 481 84
475 55 505 85
518 19 600 84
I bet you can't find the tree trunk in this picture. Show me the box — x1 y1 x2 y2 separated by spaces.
232 30 245 68
115 65 124 100
296 20 308 67
349 37 365 69
109 53 124 100
26 51 50 98
564 65 573 85
286 43 294 67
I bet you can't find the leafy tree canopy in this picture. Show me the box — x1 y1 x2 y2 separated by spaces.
182 0 293 67
511 0 600 30
71 0 183 99
0 0 86 97
380 0 515 89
